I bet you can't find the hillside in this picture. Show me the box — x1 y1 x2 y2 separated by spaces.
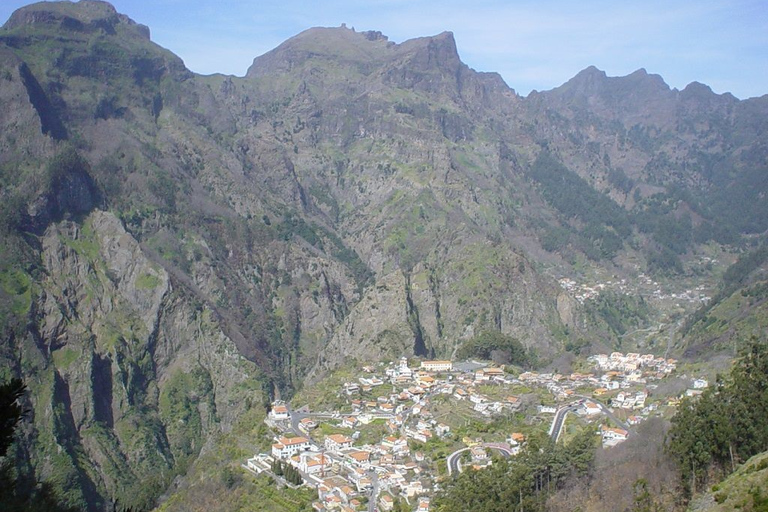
691 451 768 512
681 248 768 358
0 1 766 509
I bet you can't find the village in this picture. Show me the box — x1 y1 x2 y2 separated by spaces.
244 352 708 512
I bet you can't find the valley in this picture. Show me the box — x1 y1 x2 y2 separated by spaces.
0 1 765 511
242 351 709 511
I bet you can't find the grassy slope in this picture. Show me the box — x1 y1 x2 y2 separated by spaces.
691 451 768 512
681 267 768 358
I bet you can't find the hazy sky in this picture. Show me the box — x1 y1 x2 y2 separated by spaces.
1 0 766 98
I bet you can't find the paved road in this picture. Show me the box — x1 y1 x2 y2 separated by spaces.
446 444 514 475
549 404 579 442
446 447 470 475
572 395 630 431
367 470 379 512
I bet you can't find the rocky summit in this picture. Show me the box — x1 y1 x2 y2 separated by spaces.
0 1 766 510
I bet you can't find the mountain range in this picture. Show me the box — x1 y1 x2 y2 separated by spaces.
0 1 766 509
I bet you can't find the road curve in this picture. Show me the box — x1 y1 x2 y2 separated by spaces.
446 444 514 476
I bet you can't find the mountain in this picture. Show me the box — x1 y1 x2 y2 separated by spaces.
0 1 765 509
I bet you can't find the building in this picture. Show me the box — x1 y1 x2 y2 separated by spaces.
300 418 317 430
453 388 468 400
420 360 453 372
601 425 629 447
272 436 310 459
297 452 332 475
341 416 358 429
693 378 709 389
470 446 488 460
346 450 371 467
270 404 289 420
380 494 395 511
583 401 602 416
601 426 629 440
325 434 354 452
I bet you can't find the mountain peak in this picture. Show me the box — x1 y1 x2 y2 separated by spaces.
246 25 395 78
579 65 608 78
245 27 462 81
681 81 714 97
3 0 150 40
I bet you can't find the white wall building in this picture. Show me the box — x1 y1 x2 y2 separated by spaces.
272 436 310 459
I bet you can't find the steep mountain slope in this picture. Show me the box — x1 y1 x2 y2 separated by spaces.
690 450 768 512
680 247 768 358
524 67 768 267
0 1 765 509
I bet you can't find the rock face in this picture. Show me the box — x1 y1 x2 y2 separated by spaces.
0 2 766 509
22 211 263 511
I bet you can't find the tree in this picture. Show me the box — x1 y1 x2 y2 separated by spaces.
0 378 78 512
455 331 531 367
667 337 768 496
0 378 25 457
631 478 663 512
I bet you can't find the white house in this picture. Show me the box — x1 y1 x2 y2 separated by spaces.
297 452 332 475
272 436 310 459
270 404 289 420
325 434 354 452
583 401 602 416
600 425 629 447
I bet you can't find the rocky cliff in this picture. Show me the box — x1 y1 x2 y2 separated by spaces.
0 1 765 509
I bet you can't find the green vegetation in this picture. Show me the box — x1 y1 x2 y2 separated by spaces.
698 451 768 511
51 348 79 370
277 212 372 289
271 460 302 485
529 152 630 260
291 364 358 412
455 331 533 367
135 272 161 289
0 268 33 318
432 427 597 512
667 337 768 496
1 378 78 511
683 246 768 336
159 367 216 466
584 291 650 337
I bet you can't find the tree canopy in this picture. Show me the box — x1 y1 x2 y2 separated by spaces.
667 337 768 495
455 331 532 367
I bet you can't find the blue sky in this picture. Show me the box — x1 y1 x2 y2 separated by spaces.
1 0 766 98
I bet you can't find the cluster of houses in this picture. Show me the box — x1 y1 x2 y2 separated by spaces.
558 275 711 307
248 359 471 511
248 422 434 512
248 358 554 511
590 352 677 376
246 353 704 509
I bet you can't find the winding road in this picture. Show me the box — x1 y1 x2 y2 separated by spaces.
446 444 514 475
548 404 580 443
446 398 632 476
